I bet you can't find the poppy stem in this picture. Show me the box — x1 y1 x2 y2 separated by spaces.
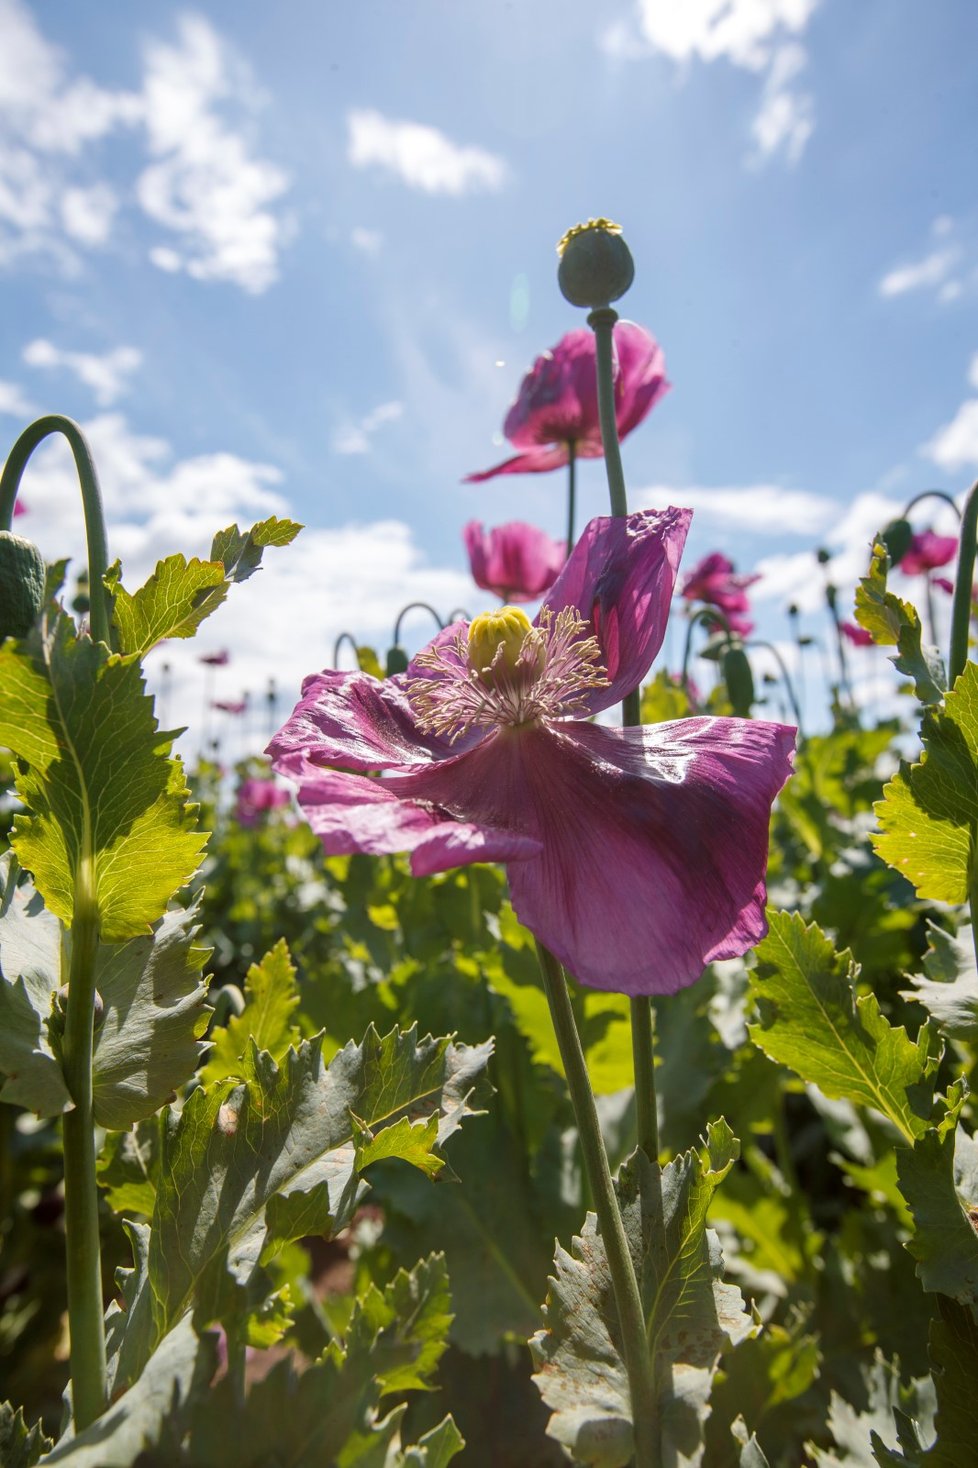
588 308 629 518
949 479 978 686
566 441 577 552
536 942 659 1466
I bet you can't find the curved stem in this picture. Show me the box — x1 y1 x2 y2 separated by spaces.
680 606 734 691
0 416 112 647
61 855 107 1429
445 607 471 624
393 601 444 646
746 640 805 736
949 480 978 686
587 308 628 518
332 631 361 669
536 943 658 1466
900 488 963 523
565 442 578 552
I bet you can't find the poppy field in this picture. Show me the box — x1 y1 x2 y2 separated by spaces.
1 222 977 1468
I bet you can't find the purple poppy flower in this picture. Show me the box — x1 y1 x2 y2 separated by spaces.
899 531 957 577
200 649 230 667
464 323 669 482
464 520 566 603
269 510 795 997
681 551 760 633
13 499 26 518
840 620 874 647
234 776 290 828
213 698 247 715
933 575 954 595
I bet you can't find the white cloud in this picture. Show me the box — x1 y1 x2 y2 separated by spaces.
347 109 508 195
0 378 37 417
879 246 960 298
877 216 977 303
751 490 905 612
636 481 833 535
60 183 118 246
331 399 404 456
23 339 143 407
602 0 821 166
350 226 383 256
922 353 978 472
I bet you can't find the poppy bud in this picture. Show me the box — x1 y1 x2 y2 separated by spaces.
557 219 634 308
386 645 409 677
0 530 46 641
880 518 912 566
722 644 755 717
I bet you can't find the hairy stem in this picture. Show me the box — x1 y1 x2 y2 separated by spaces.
536 943 658 1466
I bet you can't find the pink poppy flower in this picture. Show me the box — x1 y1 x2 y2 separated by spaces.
269 510 795 997
464 520 566 603
464 323 669 482
681 551 760 634
213 699 247 715
933 576 954 594
234 776 290 828
899 531 957 577
840 621 874 647
13 499 26 518
200 649 230 667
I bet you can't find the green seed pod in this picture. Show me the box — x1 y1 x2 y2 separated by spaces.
881 517 912 566
722 644 755 717
0 530 46 641
557 218 635 308
386 644 410 677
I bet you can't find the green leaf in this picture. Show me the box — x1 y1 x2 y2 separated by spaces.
896 1086 978 1304
732 1418 771 1468
354 1113 444 1178
808 1352 934 1466
873 662 978 903
855 540 946 704
146 1026 490 1368
210 515 302 584
749 911 938 1142
0 1402 51 1467
531 1123 752 1468
0 611 205 940
348 1253 453 1396
0 850 71 1115
199 938 300 1086
107 554 228 657
398 1417 465 1467
97 1118 161 1216
41 1315 216 1466
901 922 978 1040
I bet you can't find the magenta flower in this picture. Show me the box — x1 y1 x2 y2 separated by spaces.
200 649 230 667
464 323 669 482
269 510 794 996
840 620 874 647
213 699 247 715
899 531 957 576
13 499 26 518
681 552 759 637
234 776 290 828
464 520 566 603
933 575 954 595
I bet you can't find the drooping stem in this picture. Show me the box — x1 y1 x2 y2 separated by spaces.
746 640 805 737
565 441 578 553
393 601 444 646
900 488 963 523
0 416 112 648
332 631 361 669
61 853 107 1430
536 943 658 1466
949 479 978 686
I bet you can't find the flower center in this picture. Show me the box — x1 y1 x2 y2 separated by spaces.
406 605 609 742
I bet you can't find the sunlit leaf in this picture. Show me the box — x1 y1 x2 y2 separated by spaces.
807 1351 934 1466
896 1084 978 1304
199 938 300 1086
97 1119 161 1216
0 850 70 1115
210 515 302 584
901 922 978 1041
854 540 945 705
106 555 228 657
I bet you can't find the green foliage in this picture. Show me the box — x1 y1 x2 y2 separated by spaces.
0 610 205 940
210 515 302 582
749 911 939 1141
901 922 978 1040
0 1402 51 1467
874 661 978 903
895 1085 978 1304
199 937 300 1085
854 540 946 704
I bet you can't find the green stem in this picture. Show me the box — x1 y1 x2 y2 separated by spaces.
949 479 978 686
746 640 805 736
565 442 577 552
630 996 659 1162
0 416 113 648
536 943 658 1466
900 488 963 522
925 574 938 653
61 855 107 1430
587 307 628 518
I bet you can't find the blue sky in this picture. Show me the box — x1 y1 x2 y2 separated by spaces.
2 0 977 746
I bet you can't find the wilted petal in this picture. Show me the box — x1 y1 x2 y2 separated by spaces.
541 508 691 713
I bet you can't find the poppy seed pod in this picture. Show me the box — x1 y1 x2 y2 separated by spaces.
0 530 46 641
557 219 635 308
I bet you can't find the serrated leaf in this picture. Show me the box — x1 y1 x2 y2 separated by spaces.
809 1352 935 1467
398 1416 465 1467
42 1315 216 1466
531 1123 751 1468
855 540 946 704
199 938 300 1086
0 1402 51 1467
0 850 71 1114
97 1118 161 1216
210 515 302 584
350 1254 453 1396
354 1113 444 1178
144 1026 489 1371
749 911 938 1142
732 1418 771 1468
0 611 205 940
108 554 228 656
901 922 978 1040
896 1087 978 1303
874 662 978 903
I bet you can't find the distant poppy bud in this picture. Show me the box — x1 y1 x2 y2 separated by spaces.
0 531 46 641
386 645 410 677
881 518 912 566
557 218 634 308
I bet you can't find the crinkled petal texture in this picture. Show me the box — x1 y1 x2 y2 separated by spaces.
381 716 794 994
540 507 691 713
464 519 566 602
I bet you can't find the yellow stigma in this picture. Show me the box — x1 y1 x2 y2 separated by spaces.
467 607 534 677
556 217 622 257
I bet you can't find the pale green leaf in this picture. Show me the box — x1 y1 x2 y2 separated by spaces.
809 1352 934 1467
855 540 945 704
97 1119 161 1216
199 938 300 1086
874 662 978 903
108 555 228 656
749 911 938 1142
732 1418 771 1468
0 611 206 940
210 515 302 584
0 1402 51 1467
901 922 978 1040
354 1113 444 1178
896 1086 978 1304
0 850 71 1115
398 1416 465 1467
